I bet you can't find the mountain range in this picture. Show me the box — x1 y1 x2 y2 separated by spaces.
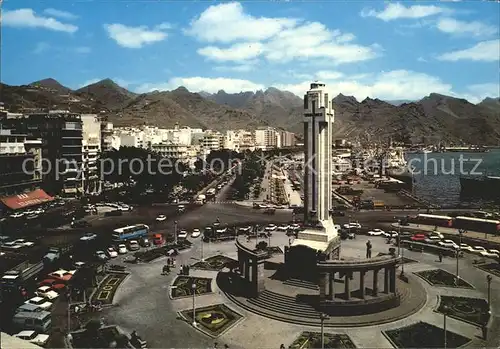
0 78 499 144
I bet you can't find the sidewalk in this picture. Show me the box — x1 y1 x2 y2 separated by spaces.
283 176 302 206
255 161 272 202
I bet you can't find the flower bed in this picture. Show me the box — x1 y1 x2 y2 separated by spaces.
171 276 212 298
191 255 237 271
415 269 473 289
180 304 242 337
475 263 500 278
290 332 357 348
437 296 490 326
385 321 471 348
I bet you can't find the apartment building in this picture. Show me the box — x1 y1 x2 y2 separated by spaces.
279 130 296 148
200 130 223 155
255 127 278 150
81 114 102 195
0 110 84 197
224 130 255 152
101 120 114 151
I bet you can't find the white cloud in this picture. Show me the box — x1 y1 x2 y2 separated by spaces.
316 71 344 80
79 79 101 88
43 8 78 20
135 77 265 94
33 42 50 54
361 3 449 21
437 39 500 61
104 23 169 48
75 46 91 54
3 8 78 33
191 3 380 65
463 83 500 103
436 18 498 37
275 70 454 101
185 2 297 43
213 64 256 73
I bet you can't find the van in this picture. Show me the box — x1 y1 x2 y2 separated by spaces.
16 303 43 313
12 310 52 333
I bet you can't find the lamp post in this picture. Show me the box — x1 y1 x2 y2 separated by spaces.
174 220 178 245
487 274 492 305
320 313 329 349
443 305 448 349
201 235 205 262
67 290 72 334
191 283 197 327
397 219 401 256
400 241 405 276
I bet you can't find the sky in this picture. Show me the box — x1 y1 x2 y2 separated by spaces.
1 0 499 103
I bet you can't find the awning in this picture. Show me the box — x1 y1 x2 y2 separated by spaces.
1 189 54 210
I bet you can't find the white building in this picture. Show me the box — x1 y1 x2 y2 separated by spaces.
255 127 278 150
199 130 223 156
224 130 255 152
81 114 102 194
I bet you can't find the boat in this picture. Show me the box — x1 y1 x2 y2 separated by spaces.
446 146 489 153
460 175 500 199
384 147 414 189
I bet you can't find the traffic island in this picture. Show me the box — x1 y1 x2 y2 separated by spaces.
475 263 500 278
92 273 128 305
179 303 243 338
414 269 474 289
170 276 213 299
290 332 357 348
384 321 471 348
191 255 238 271
437 296 490 326
70 324 127 348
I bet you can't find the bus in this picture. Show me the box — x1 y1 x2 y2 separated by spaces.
112 224 150 242
415 214 453 227
453 216 500 234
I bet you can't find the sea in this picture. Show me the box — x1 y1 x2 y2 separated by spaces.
406 149 500 207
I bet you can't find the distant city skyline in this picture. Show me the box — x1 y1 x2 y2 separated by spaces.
2 1 499 103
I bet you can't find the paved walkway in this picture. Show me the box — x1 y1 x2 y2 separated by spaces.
100 216 500 349
283 175 302 207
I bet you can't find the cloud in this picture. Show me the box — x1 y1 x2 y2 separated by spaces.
104 23 169 48
74 46 91 54
135 77 265 94
436 18 498 37
361 3 449 21
2 8 78 33
316 71 344 80
191 3 380 65
213 64 257 73
463 83 500 103
185 2 297 43
437 39 500 61
275 70 455 101
43 8 78 20
79 79 101 88
33 42 50 54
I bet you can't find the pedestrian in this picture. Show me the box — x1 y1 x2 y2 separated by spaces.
214 342 218 348
280 345 286 349
438 251 443 262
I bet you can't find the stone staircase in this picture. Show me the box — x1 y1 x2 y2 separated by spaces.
282 278 319 291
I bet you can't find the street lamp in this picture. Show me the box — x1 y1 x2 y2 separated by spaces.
487 274 492 305
201 235 205 262
320 313 329 349
455 247 460 285
400 242 405 276
397 219 401 256
443 305 448 349
174 221 178 245
191 283 197 327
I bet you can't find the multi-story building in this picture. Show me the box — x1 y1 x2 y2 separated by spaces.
81 114 101 195
224 130 256 152
0 129 42 197
255 127 278 150
279 130 296 148
200 130 223 155
0 110 84 197
101 119 114 151
150 141 198 162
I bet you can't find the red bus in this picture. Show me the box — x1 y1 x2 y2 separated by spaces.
416 214 453 227
454 216 500 234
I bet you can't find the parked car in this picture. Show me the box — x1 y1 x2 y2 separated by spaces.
128 240 140 251
139 237 151 247
438 240 458 249
117 244 128 254
177 205 185 213
37 279 65 292
459 243 474 252
368 229 384 236
156 214 167 222
71 220 91 228
238 226 252 233
48 270 73 282
106 247 118 258
35 286 59 301
14 330 50 346
278 224 290 231
191 229 201 238
265 224 277 232
178 230 188 239
291 223 301 231
471 246 487 255
80 233 97 242
429 231 445 239
12 239 35 247
480 249 500 258
425 236 441 244
153 234 164 245
411 234 427 242
95 251 108 261
215 227 227 234
25 297 53 311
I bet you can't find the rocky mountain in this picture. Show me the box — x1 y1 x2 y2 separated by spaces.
0 78 499 144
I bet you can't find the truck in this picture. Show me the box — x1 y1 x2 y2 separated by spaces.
1 260 44 292
195 194 206 205
43 245 72 265
206 188 216 199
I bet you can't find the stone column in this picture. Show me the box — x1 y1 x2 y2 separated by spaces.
372 269 379 296
245 259 251 282
344 272 351 300
255 260 266 294
384 267 390 293
390 266 396 293
359 270 365 299
329 271 335 300
238 249 244 274
319 272 328 300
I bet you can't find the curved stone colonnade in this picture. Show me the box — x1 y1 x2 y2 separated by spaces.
235 239 269 297
317 255 402 315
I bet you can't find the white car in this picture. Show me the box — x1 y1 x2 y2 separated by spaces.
480 249 500 258
14 331 50 347
368 230 384 236
278 224 290 231
265 224 277 232
425 236 442 244
36 286 59 300
459 243 474 252
25 296 53 311
156 214 167 222
12 239 35 247
117 244 128 254
106 247 118 258
74 261 86 269
430 231 445 239
10 212 24 218
215 227 227 234
438 239 458 249
178 230 188 239
80 233 97 241
383 231 398 238
238 226 252 233
348 222 361 229
471 246 487 255
191 229 201 238
291 223 301 231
